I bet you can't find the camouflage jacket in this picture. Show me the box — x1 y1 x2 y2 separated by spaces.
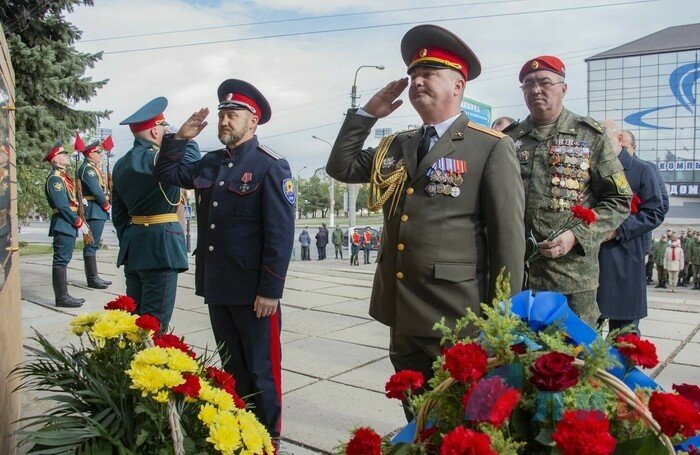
505 108 631 293
654 240 669 265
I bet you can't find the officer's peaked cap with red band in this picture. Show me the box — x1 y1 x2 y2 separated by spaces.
119 97 169 133
401 24 481 81
519 55 566 82
81 141 100 155
217 79 271 125
44 140 66 162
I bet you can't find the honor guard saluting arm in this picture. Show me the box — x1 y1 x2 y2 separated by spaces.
154 79 295 445
326 24 525 406
111 97 200 331
503 56 631 326
44 142 89 308
78 140 112 289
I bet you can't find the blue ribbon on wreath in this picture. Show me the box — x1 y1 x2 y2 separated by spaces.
392 291 700 450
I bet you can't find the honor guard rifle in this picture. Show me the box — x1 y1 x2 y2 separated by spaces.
74 148 94 246
101 135 114 203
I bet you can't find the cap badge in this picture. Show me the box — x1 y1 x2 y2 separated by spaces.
419 48 427 57
531 60 539 69
226 93 234 101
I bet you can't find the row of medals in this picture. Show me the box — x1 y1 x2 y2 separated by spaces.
426 168 464 197
549 138 591 211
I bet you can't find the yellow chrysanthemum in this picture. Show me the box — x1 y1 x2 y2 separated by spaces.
199 382 234 411
198 403 218 426
154 390 170 403
207 410 242 454
165 347 198 373
133 347 170 366
127 364 184 395
69 312 100 335
89 311 138 341
239 410 267 453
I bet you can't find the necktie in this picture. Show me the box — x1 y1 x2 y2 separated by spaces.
417 125 437 164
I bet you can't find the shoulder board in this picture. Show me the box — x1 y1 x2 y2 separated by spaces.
501 121 519 134
579 116 604 133
257 144 282 160
467 121 506 138
50 170 62 177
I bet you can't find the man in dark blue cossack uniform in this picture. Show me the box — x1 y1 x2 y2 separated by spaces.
112 98 200 331
154 79 295 446
44 142 89 307
78 140 112 289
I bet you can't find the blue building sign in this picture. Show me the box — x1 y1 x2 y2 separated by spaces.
461 97 492 127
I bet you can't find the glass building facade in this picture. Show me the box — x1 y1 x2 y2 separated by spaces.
586 25 700 197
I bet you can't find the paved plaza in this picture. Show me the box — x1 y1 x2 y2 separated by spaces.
17 250 700 454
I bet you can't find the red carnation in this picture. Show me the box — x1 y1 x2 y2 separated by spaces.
530 352 579 392
104 295 137 313
346 427 381 455
440 427 495 455
135 314 160 333
488 389 521 428
673 384 700 412
551 410 616 455
615 334 659 369
442 342 488 383
571 205 597 225
510 343 527 355
630 194 642 215
464 377 521 428
205 367 246 409
172 373 201 398
649 391 700 438
154 333 196 359
385 370 424 399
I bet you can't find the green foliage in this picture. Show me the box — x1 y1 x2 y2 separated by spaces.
2 1 111 217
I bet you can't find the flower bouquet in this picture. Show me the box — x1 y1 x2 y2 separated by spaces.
14 295 274 455
337 275 700 455
526 204 597 265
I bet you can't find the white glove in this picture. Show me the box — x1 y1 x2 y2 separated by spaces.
79 224 90 235
82 197 88 207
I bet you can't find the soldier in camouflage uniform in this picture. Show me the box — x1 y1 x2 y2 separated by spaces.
504 56 630 327
654 234 668 289
692 233 700 290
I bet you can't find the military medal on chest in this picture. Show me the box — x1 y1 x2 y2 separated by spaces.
547 138 590 211
240 172 252 192
425 157 467 197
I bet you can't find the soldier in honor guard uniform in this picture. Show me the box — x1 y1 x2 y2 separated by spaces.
44 142 90 308
111 97 200 331
78 140 112 289
154 79 295 444
326 24 526 402
503 56 631 327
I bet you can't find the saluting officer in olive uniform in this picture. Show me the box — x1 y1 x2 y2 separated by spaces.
154 79 295 444
326 24 525 396
78 141 112 289
503 56 631 327
111 98 200 330
44 142 89 308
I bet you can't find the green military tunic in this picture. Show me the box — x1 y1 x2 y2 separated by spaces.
505 108 630 296
327 111 525 338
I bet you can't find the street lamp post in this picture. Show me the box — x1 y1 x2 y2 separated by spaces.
295 166 307 220
312 136 336 227
349 64 385 229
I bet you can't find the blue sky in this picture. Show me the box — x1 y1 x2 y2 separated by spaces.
69 0 700 176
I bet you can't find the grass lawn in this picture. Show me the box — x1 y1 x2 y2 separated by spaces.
294 214 384 228
19 243 54 256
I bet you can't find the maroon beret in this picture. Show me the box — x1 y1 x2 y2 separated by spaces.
519 55 565 82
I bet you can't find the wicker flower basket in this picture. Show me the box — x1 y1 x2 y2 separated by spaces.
414 356 675 454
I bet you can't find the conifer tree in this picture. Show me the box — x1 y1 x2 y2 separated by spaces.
1 0 110 217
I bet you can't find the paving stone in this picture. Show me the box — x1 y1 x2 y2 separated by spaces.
283 337 386 379
283 381 405 453
321 320 390 350
672 342 700 366
646 337 682 364
638 319 696 340
646 308 700 324
281 331 309 345
282 288 355 309
283 370 318 394
169 308 212 335
693 330 700 343
182 328 218 353
332 356 394 394
283 309 367 337
654 363 700 390
283 278 336 292
314 299 373 320
314 285 372 300
279 440 323 455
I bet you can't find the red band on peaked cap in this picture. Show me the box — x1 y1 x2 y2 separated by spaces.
44 144 66 162
401 24 481 81
519 55 566 82
81 141 100 156
129 113 167 133
409 47 469 80
221 92 262 118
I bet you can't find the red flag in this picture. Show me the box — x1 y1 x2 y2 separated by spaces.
101 135 114 152
74 133 85 152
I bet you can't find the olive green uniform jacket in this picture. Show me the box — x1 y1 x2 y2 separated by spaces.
505 108 631 294
327 110 525 338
